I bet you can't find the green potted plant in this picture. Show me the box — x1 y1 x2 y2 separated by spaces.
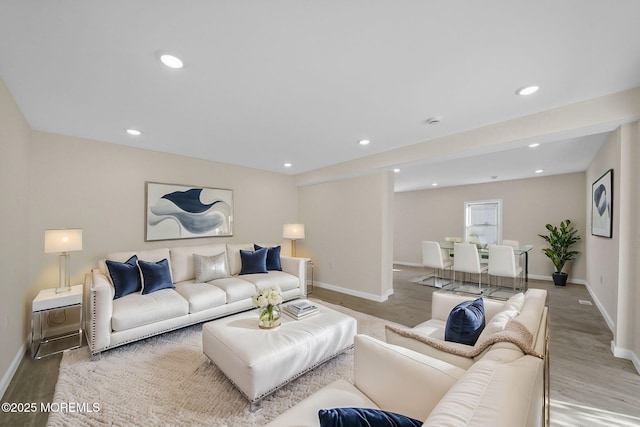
538 219 581 286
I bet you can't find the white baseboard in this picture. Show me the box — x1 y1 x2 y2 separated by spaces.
394 263 589 286
313 281 393 302
611 341 640 375
583 281 615 333
582 282 639 375
393 261 424 268
0 339 27 400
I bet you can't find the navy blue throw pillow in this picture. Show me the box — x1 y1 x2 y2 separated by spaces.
254 244 282 271
239 248 269 274
444 297 485 345
138 258 174 294
318 407 422 427
106 255 141 299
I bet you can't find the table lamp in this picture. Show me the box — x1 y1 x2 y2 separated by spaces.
283 224 305 257
44 229 83 293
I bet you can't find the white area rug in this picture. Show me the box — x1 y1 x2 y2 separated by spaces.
48 301 397 427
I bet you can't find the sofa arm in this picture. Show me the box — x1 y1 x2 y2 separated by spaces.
84 269 113 354
280 255 307 295
353 334 465 422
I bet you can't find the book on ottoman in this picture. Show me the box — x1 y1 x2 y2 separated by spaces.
284 301 319 319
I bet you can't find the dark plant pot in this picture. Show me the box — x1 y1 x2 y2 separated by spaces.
552 272 568 286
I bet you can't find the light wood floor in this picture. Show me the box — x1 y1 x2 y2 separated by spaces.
2 266 640 426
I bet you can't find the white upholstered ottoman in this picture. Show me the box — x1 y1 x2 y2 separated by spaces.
202 300 357 406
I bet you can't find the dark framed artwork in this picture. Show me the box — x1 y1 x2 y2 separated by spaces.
145 182 233 241
591 169 613 238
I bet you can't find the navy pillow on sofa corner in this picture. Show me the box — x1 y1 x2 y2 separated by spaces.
239 248 268 274
254 244 282 271
318 407 422 427
444 297 485 345
138 258 174 294
106 255 141 299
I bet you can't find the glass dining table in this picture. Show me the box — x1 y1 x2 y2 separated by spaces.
440 242 533 290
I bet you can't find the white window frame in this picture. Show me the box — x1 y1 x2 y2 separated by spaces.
464 199 502 246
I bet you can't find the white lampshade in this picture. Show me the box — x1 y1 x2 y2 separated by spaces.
44 229 83 253
283 224 305 240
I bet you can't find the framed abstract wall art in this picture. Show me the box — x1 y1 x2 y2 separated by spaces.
591 169 613 238
145 182 233 241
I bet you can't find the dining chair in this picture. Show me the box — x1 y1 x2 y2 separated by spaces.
488 244 524 291
421 241 453 287
453 242 488 292
502 239 521 268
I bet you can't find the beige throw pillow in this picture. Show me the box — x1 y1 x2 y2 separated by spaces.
194 252 230 282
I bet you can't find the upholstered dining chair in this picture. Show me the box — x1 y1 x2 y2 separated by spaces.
453 242 488 292
421 241 453 287
488 244 524 291
502 239 521 267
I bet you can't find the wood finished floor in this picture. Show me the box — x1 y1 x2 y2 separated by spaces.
2 265 639 426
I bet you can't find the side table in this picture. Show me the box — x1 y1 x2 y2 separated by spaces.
306 260 314 294
31 284 83 359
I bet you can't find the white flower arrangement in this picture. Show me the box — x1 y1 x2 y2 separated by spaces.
254 288 283 329
253 287 283 308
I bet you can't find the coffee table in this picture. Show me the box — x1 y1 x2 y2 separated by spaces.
202 300 357 409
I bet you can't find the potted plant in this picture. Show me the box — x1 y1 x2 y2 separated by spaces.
538 219 581 286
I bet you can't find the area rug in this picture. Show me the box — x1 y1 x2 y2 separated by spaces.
48 301 399 427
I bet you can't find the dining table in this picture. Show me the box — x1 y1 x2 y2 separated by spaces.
440 242 534 289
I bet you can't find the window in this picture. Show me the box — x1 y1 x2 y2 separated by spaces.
464 199 502 246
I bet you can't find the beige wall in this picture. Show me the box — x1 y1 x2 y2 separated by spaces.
585 130 621 326
1 73 300 393
0 78 31 397
394 172 587 281
28 131 299 293
587 121 640 371
297 172 394 301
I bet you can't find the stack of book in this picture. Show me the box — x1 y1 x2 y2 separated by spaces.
284 301 319 319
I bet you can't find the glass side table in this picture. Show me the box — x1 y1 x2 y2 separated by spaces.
306 260 314 294
31 284 83 359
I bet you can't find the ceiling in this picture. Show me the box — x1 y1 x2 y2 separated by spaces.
1 1 640 191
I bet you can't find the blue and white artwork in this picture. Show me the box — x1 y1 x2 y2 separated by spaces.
146 183 233 241
591 169 613 238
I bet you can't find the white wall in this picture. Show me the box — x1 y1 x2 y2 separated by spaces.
0 78 31 398
297 172 394 301
394 172 587 281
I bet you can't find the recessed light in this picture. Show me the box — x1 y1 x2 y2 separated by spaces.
393 168 400 173
126 129 142 136
516 85 539 96
358 139 371 146
535 169 544 174
528 143 540 148
160 54 184 69
425 116 442 125
284 162 292 168
431 182 438 186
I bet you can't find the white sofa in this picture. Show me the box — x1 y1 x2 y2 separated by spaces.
84 243 307 355
266 289 549 427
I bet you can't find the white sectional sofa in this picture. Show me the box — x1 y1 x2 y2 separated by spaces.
84 243 307 355
267 289 549 427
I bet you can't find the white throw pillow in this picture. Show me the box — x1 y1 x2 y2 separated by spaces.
194 252 230 282
477 292 525 340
